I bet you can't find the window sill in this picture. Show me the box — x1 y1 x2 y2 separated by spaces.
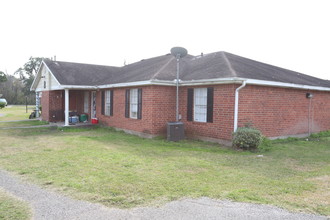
187 120 212 124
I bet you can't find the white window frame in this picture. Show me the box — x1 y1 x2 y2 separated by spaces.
130 89 138 119
194 88 207 122
104 90 111 116
84 91 89 113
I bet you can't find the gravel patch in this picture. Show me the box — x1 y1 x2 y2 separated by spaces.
0 170 327 220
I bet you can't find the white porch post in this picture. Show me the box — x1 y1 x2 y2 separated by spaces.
65 89 69 126
35 92 40 118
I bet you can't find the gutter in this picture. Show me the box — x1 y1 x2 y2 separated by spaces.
32 74 330 92
98 80 175 89
234 81 247 132
61 85 98 89
180 78 330 91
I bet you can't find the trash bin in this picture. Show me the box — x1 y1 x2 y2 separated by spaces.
167 122 185 141
79 114 88 122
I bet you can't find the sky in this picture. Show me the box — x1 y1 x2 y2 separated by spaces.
0 0 329 80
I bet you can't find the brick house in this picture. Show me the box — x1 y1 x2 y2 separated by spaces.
30 51 330 144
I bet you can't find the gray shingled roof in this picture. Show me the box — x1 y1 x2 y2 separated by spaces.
43 51 330 88
43 59 120 86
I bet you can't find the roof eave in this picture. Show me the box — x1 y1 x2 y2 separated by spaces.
34 76 330 92
180 77 330 91
30 60 45 91
245 78 330 91
98 80 175 89
96 78 330 91
61 85 99 90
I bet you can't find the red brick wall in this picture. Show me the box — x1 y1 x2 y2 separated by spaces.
41 90 64 122
149 86 176 134
42 85 330 142
97 86 176 135
181 85 236 140
238 85 330 138
97 85 236 140
97 84 330 141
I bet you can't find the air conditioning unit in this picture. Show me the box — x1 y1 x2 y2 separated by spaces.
167 122 185 142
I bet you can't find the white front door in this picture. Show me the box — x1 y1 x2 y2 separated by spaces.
91 91 96 118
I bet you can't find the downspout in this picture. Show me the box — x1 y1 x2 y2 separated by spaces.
234 81 247 132
308 95 313 135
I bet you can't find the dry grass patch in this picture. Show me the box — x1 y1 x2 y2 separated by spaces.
285 158 316 172
301 175 330 214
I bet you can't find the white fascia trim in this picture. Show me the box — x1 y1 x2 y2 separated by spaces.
98 78 240 89
35 86 65 92
179 77 330 91
61 85 98 90
34 75 330 91
180 78 242 86
30 61 44 91
35 85 98 92
244 78 330 91
98 80 174 89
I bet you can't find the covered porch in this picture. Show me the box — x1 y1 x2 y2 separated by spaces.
36 89 97 126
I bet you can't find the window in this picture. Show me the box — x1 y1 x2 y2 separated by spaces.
84 91 89 113
187 87 213 123
125 88 142 119
105 90 111 116
101 90 113 116
194 88 207 122
130 89 138 118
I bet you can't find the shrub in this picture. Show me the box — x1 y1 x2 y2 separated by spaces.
232 127 262 150
0 103 5 109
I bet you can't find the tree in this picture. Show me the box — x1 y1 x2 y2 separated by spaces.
0 75 26 104
14 57 43 97
15 57 43 80
0 71 7 82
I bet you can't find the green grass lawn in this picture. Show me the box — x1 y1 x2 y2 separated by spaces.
0 105 35 121
0 120 48 128
0 127 329 216
0 189 31 220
